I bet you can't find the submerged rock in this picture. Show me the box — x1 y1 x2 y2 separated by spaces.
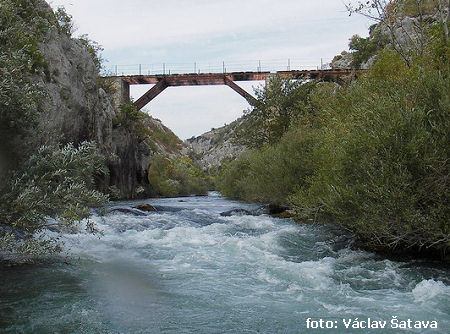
265 204 291 215
107 206 148 216
220 205 294 218
220 209 254 217
134 204 157 212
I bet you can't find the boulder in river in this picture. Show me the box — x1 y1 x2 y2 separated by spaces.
134 204 158 212
220 209 254 217
220 205 294 218
265 204 291 215
108 206 148 216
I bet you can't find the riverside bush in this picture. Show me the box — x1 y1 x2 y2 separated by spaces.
292 49 449 253
0 142 108 259
218 126 319 205
148 155 208 197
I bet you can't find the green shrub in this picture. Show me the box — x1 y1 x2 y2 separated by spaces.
78 34 104 72
0 142 108 232
148 155 208 197
0 142 108 259
54 6 74 36
294 50 449 253
113 103 144 128
112 102 153 141
218 126 319 205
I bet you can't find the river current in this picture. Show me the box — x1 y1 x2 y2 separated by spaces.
1 193 449 333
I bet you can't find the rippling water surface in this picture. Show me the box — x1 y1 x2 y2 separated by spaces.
1 193 449 333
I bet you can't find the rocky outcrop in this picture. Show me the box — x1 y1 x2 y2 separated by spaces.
33 0 182 199
331 51 354 69
185 119 246 171
134 204 158 212
332 3 448 70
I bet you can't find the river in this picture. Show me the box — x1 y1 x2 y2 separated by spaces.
1 193 449 333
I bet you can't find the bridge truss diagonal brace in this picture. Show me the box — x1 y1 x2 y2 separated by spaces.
224 77 258 107
134 79 169 110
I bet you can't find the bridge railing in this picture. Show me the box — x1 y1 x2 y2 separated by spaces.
102 58 333 77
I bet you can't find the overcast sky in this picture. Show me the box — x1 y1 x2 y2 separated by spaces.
48 0 371 139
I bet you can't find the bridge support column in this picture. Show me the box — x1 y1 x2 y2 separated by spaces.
224 77 258 106
111 78 130 110
134 79 169 110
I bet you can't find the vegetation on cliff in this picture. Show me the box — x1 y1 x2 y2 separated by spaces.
218 1 450 257
113 102 183 154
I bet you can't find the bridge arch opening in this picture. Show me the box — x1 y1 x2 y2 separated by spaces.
129 82 261 139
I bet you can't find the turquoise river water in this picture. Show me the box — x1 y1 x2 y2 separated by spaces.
0 193 449 333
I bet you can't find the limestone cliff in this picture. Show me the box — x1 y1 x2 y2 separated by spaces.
33 0 182 199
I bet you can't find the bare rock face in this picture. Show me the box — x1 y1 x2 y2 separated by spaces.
332 50 375 70
36 29 105 146
377 14 437 55
186 119 246 171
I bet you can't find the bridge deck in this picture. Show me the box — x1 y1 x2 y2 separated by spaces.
109 69 358 86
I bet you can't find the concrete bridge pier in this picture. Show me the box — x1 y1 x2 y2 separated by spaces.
111 78 130 110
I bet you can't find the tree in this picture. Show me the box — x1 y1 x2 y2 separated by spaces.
234 78 317 149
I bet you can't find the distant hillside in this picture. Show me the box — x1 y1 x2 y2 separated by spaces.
186 118 246 171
